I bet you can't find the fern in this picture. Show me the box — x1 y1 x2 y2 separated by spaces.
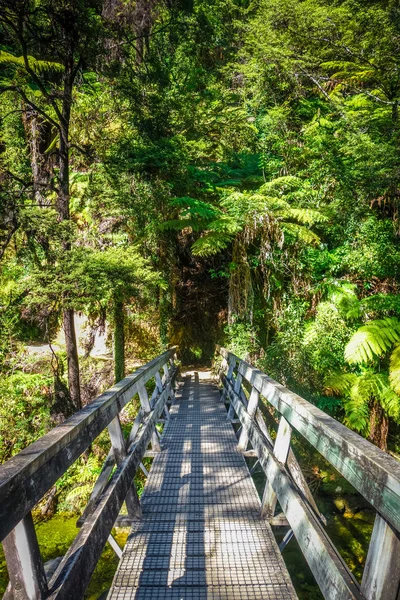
328 282 361 320
286 207 328 225
324 372 357 395
0 51 63 75
191 232 233 256
170 197 218 220
390 344 400 395
344 318 400 364
282 222 321 245
159 218 205 232
208 217 241 234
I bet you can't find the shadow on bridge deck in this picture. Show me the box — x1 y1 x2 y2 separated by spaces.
108 372 297 600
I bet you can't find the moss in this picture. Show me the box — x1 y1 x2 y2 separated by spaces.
0 515 130 598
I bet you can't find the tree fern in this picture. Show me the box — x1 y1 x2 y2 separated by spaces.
282 222 321 245
344 318 400 364
191 232 234 256
324 372 357 395
0 51 63 75
170 197 218 220
390 344 400 395
286 207 328 225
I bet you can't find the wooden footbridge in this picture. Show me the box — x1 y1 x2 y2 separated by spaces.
1 348 400 600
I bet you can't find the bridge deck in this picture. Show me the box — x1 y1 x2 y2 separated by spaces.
108 372 297 600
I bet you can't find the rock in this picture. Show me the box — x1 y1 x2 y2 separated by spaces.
44 556 63 580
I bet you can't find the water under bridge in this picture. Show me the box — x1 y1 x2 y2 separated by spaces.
1 347 400 600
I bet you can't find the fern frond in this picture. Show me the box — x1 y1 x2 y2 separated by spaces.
282 222 321 245
360 294 400 316
381 385 400 420
329 283 360 320
171 197 218 220
345 318 400 364
191 232 233 256
208 217 241 234
390 344 400 395
324 372 357 395
259 176 302 194
286 208 328 225
159 219 203 232
343 396 370 433
0 51 63 75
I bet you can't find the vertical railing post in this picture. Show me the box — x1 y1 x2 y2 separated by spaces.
227 369 242 421
108 415 142 518
361 514 400 600
138 380 161 452
222 356 236 401
237 386 259 451
2 512 48 600
261 416 291 518
162 363 169 383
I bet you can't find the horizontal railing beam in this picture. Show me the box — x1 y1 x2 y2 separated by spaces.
229 387 364 600
0 348 175 542
217 346 400 533
47 383 171 600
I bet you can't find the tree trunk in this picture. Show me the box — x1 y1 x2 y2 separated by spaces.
21 108 54 206
113 296 125 383
369 399 389 451
57 52 82 411
63 308 81 410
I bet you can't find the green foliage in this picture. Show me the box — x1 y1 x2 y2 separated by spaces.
0 372 52 462
345 318 400 364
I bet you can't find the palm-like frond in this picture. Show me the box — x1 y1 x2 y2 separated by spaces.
345 372 389 433
159 218 204 232
191 232 233 256
0 51 63 75
344 318 400 364
390 344 400 395
327 282 361 320
170 197 218 220
282 222 321 245
324 372 357 395
286 207 328 225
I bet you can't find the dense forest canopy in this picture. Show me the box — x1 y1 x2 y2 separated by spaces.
2 0 400 462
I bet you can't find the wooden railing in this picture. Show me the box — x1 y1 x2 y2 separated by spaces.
216 346 400 600
0 348 177 600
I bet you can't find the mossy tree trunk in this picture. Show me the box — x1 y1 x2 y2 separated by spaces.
369 399 389 451
113 294 125 383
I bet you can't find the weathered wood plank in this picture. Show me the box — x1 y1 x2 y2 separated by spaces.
237 386 259 451
108 415 141 519
46 385 171 600
361 514 400 600
218 348 400 534
2 512 48 600
261 416 291 518
137 381 160 452
231 391 365 600
0 349 175 541
223 372 325 523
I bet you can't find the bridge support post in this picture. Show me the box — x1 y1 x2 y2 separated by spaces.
222 357 236 402
227 372 242 421
261 416 291 518
361 514 400 600
138 381 161 452
237 386 259 451
2 512 48 600
108 415 142 518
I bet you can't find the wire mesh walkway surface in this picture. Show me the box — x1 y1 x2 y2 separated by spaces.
108 371 298 600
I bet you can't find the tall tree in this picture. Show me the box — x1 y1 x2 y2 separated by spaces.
0 0 104 409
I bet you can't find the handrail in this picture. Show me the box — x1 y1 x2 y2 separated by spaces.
216 346 400 600
0 348 177 599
